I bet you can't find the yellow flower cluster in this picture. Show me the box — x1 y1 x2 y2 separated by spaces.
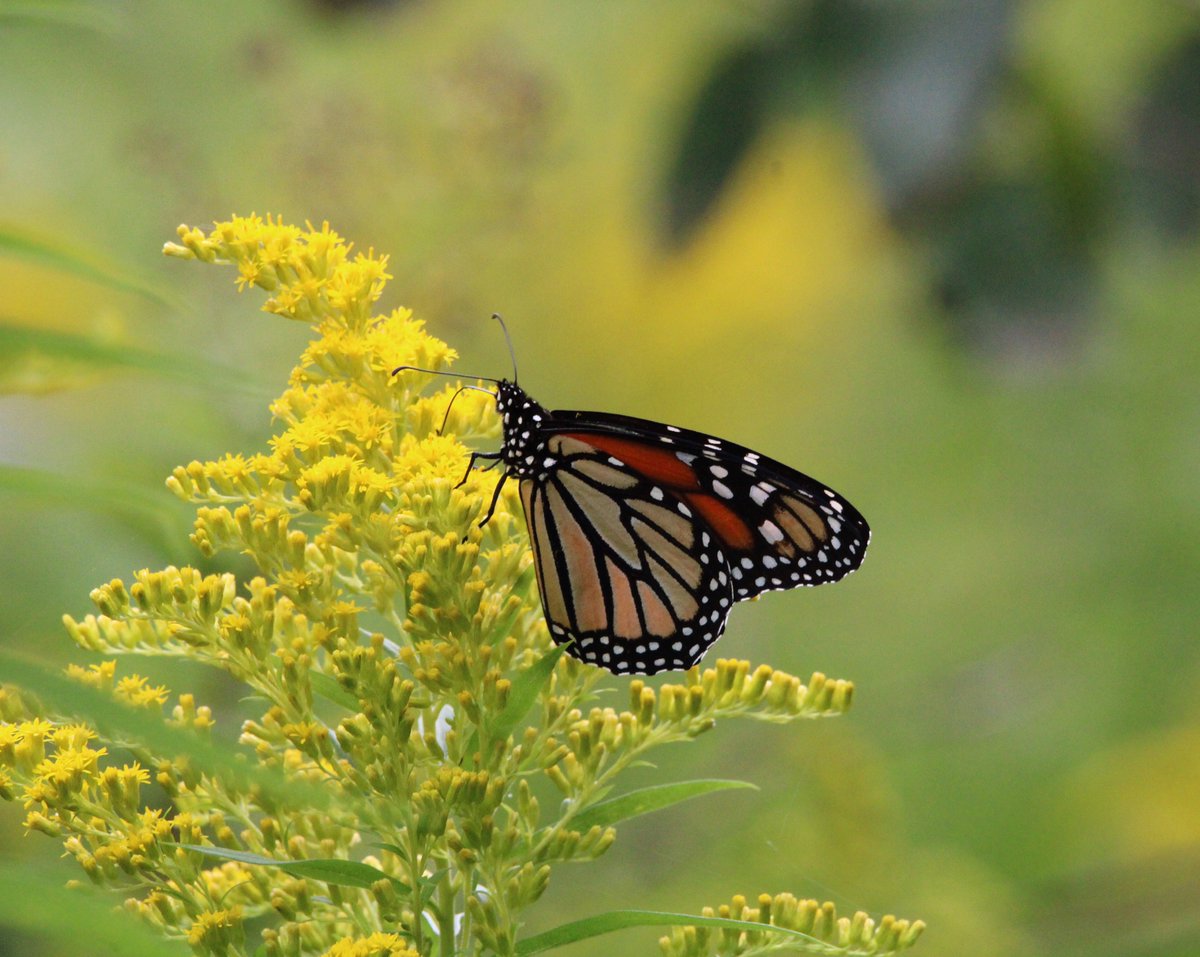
0 708 161 853
659 893 926 957
0 217 920 957
187 906 244 951
57 216 545 955
171 216 391 326
322 932 419 957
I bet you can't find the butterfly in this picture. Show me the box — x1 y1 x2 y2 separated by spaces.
395 339 869 676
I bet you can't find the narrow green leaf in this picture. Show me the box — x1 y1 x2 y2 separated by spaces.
310 671 361 711
0 862 187 956
0 1 119 30
0 464 188 553
487 642 570 742
419 867 451 906
0 227 171 304
366 841 408 860
180 844 403 892
0 322 261 395
515 910 821 956
0 652 333 812
571 779 757 831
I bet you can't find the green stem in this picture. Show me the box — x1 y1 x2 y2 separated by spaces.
526 724 683 861
458 861 475 953
406 825 426 955
437 873 457 957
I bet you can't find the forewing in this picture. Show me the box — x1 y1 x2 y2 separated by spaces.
549 409 869 600
519 435 733 675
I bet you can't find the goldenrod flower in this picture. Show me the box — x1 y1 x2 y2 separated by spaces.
186 906 244 952
322 932 419 957
0 217 927 957
114 675 170 708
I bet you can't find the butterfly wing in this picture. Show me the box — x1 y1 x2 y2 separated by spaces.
547 409 869 601
519 433 735 674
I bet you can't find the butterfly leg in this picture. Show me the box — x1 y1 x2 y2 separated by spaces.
476 472 508 530
456 450 503 489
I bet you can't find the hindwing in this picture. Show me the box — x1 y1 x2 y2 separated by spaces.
520 435 734 674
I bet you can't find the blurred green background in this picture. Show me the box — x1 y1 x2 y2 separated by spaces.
2 1 1199 955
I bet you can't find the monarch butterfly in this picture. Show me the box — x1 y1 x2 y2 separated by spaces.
395 331 869 676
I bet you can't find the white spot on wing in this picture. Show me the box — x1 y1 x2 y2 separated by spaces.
759 520 784 544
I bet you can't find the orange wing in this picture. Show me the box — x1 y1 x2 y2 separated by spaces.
519 435 733 675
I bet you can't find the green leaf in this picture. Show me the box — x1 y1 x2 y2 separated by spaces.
0 1 119 30
0 464 189 553
487 642 570 742
419 866 451 906
0 862 187 956
515 910 822 956
310 671 362 712
180 844 405 892
0 322 261 395
366 841 408 860
0 227 171 304
0 652 334 813
182 846 446 906
571 779 758 831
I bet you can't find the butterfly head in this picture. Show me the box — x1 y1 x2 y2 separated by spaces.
496 379 551 478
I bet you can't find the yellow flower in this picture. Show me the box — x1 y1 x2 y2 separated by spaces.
16 718 53 739
10 719 53 771
281 721 327 747
65 660 118 691
114 675 170 708
0 724 23 766
99 763 151 817
19 216 915 957
366 309 457 376
31 744 106 800
166 215 391 326
200 861 259 901
186 906 244 949
51 724 98 750
321 933 419 957
392 433 482 486
139 807 171 837
235 258 262 291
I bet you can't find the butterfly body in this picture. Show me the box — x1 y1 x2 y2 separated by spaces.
494 380 556 479
488 379 870 676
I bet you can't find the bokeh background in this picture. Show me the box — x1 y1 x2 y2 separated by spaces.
3 1 1199 955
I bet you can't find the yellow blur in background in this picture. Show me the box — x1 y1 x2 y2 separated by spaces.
2 2 1199 956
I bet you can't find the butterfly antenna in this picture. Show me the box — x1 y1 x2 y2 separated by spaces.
492 313 519 383
391 364 501 387
437 384 496 435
